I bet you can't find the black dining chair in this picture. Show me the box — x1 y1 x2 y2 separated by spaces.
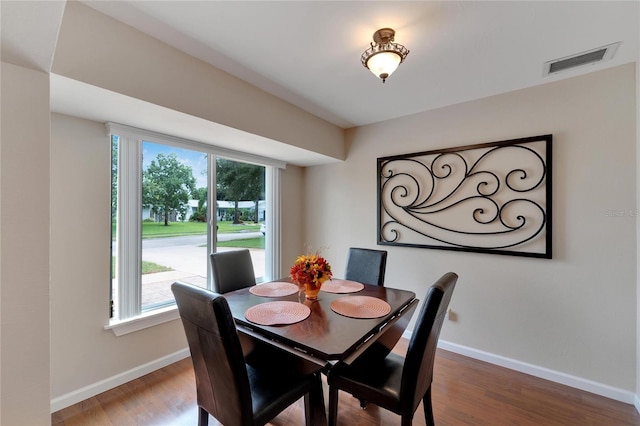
327 272 458 426
344 247 388 286
171 281 325 426
210 249 256 293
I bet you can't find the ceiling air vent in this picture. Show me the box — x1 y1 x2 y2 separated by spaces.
543 42 620 76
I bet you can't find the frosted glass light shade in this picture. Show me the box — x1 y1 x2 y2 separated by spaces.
366 52 402 81
360 28 409 83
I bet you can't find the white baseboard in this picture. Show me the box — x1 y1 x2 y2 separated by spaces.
50 348 190 413
432 337 636 405
52 336 639 414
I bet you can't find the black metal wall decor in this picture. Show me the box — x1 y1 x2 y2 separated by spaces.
377 135 552 258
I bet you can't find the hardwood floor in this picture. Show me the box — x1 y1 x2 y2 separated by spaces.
52 343 640 425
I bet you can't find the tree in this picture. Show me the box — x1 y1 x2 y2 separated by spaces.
216 159 264 224
243 165 265 223
142 153 196 226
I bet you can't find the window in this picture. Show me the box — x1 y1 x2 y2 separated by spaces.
139 141 209 311
109 123 283 328
215 157 267 282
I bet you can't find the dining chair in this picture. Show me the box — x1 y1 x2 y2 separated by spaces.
327 272 458 426
344 247 388 286
171 281 325 426
209 248 256 293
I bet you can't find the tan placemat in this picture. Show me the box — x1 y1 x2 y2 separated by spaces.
245 301 311 325
321 279 365 294
330 296 391 319
249 281 299 297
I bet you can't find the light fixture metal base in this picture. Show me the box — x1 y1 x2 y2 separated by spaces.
373 28 396 45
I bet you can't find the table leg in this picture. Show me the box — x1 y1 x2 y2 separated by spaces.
305 373 327 426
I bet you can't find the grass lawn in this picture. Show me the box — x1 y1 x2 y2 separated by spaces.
112 220 262 239
112 258 172 278
216 236 264 249
142 221 206 238
217 221 261 234
142 260 173 274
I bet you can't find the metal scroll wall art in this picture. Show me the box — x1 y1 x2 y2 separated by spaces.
378 135 552 258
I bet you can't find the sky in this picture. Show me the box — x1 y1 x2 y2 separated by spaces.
142 141 208 188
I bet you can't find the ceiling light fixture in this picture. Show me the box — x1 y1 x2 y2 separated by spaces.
361 28 409 83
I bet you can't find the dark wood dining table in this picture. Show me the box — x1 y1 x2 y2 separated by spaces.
224 280 417 425
225 280 417 369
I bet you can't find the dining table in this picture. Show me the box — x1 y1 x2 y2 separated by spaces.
224 279 418 368
224 278 418 424
224 278 418 425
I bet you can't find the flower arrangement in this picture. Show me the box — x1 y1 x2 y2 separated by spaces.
290 252 333 285
290 251 332 300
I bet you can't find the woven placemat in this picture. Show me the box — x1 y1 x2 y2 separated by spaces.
330 296 391 319
321 279 364 294
249 281 299 297
245 301 310 325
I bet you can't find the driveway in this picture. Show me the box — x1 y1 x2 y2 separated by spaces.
137 233 266 308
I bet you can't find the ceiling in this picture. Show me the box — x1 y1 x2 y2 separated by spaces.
80 1 639 129
2 1 638 165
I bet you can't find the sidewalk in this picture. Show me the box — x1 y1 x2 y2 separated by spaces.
140 244 265 308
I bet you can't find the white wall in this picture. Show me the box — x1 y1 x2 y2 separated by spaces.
46 3 336 407
0 62 51 425
305 64 637 396
636 26 640 410
5 0 637 413
280 165 306 272
49 113 308 406
52 1 344 162
49 113 190 402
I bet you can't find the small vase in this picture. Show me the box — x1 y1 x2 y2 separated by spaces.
302 281 322 300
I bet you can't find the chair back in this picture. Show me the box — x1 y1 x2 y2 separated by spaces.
210 249 256 293
344 247 388 286
401 272 457 415
171 282 253 426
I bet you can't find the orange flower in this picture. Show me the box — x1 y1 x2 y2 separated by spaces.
290 251 333 286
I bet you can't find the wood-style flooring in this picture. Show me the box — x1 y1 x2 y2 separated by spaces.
52 341 640 425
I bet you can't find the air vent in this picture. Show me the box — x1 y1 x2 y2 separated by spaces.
543 42 620 76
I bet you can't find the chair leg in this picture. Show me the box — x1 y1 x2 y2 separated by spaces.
328 384 339 426
198 407 209 426
423 386 435 426
304 391 312 426
401 415 413 426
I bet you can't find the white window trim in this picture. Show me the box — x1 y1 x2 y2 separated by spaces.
106 122 287 169
265 166 281 280
107 122 285 334
117 135 142 319
105 305 179 336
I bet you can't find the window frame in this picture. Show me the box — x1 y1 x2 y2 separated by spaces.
106 122 285 333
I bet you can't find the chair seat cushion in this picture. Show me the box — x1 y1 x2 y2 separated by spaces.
328 352 405 414
247 364 315 425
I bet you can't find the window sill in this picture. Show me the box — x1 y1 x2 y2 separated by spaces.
105 305 180 336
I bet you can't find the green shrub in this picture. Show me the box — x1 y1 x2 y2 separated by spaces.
189 211 207 222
